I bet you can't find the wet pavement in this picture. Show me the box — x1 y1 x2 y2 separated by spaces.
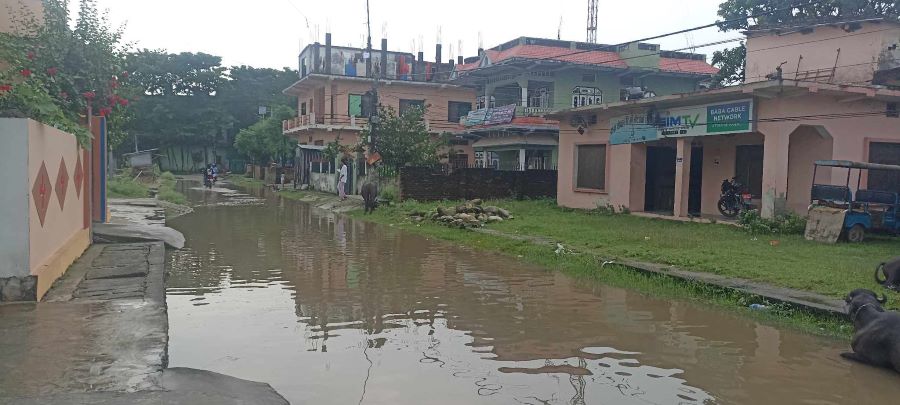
163 186 900 404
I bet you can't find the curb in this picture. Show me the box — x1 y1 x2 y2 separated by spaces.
472 227 847 318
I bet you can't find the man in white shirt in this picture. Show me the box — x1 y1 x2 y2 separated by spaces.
338 159 348 200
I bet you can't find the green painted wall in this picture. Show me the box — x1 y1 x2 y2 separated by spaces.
617 43 661 69
551 69 621 109
641 75 700 96
479 66 701 112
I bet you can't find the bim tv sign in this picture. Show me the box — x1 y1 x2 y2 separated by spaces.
610 99 754 145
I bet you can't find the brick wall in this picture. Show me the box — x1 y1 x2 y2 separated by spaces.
399 167 557 201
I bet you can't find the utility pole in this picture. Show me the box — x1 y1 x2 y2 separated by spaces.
587 0 598 43
366 0 380 156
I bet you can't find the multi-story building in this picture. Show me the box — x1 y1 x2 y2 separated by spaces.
552 18 900 220
282 34 477 189
450 37 718 170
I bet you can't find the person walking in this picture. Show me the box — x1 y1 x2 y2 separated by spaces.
338 159 348 201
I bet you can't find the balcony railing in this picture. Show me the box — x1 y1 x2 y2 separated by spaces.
283 115 369 132
519 106 554 116
283 114 462 134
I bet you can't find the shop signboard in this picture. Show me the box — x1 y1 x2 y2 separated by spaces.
610 99 754 145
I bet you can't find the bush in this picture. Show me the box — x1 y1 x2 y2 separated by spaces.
107 176 149 198
379 184 399 202
160 171 177 182
157 171 186 205
739 209 807 235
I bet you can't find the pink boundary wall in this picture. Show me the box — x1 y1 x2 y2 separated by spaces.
27 120 92 299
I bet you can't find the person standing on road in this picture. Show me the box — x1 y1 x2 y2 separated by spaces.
338 159 348 201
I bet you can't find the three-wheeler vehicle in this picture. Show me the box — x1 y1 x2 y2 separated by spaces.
805 160 900 243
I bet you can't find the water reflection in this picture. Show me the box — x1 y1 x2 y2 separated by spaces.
165 187 900 405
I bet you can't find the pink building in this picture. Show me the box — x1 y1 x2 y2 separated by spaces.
553 19 900 219
282 34 477 191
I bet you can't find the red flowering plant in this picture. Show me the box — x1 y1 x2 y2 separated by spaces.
0 0 134 147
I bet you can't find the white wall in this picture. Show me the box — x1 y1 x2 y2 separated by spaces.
0 119 30 278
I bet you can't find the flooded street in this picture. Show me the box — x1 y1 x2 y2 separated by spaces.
165 186 900 405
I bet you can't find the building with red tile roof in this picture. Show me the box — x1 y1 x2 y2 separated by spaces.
449 37 717 171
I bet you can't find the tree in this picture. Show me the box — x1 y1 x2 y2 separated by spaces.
123 50 232 153
234 105 296 164
0 0 132 146
711 43 746 86
123 52 299 161
219 66 298 133
364 105 445 172
712 0 900 87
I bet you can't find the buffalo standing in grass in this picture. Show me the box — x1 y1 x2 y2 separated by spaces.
361 182 378 214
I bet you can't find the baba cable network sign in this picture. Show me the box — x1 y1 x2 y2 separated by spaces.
610 99 754 145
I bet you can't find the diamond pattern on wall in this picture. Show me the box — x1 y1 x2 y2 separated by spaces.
56 157 69 210
32 162 52 227
73 153 84 199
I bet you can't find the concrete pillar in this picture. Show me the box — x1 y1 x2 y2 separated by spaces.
519 149 526 170
673 137 693 217
521 86 528 107
760 124 793 218
325 82 334 123
324 33 332 74
482 150 489 168
380 38 388 79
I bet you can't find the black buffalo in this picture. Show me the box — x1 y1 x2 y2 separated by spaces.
841 289 900 373
875 257 900 291
361 182 378 214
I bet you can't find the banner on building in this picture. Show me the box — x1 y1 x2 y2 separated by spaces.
465 104 517 127
610 99 754 145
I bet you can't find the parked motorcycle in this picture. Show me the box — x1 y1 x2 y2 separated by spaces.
718 177 752 218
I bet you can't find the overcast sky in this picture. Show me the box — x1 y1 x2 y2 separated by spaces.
87 0 736 69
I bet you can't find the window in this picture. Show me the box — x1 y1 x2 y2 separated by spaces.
572 87 602 108
348 94 363 117
300 102 307 116
448 101 472 123
735 145 764 198
576 144 607 190
399 99 425 115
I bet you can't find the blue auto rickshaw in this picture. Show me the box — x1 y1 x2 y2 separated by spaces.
805 160 900 243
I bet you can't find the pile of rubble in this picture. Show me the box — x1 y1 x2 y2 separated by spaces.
409 199 514 229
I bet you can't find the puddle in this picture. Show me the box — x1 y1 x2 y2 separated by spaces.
163 186 900 404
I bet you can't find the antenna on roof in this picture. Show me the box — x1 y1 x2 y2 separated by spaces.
587 0 598 43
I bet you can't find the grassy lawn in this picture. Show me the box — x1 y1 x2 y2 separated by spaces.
353 198 900 324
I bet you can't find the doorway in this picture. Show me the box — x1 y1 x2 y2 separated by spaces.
869 142 900 193
735 145 764 198
644 146 676 213
688 146 704 215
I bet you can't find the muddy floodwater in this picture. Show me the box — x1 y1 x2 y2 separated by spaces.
165 186 900 404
